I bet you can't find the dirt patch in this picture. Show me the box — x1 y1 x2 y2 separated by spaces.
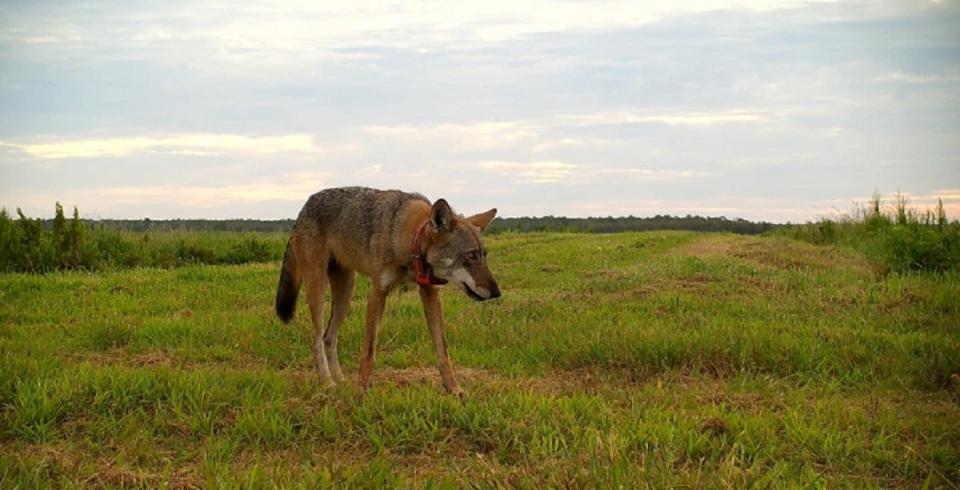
84 457 196 489
673 235 737 257
378 366 491 388
699 417 729 436
584 269 629 280
131 350 176 367
68 348 179 368
673 235 874 275
614 276 710 300
7 442 200 489
108 285 135 295
67 348 271 372
280 365 611 396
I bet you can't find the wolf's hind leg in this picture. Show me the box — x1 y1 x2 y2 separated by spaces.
325 263 355 382
303 259 333 385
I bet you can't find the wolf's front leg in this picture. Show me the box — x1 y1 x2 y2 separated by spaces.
418 285 464 396
358 289 387 390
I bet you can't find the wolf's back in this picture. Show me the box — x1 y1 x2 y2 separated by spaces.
298 187 428 249
275 187 429 323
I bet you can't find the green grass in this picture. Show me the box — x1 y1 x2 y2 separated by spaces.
1 231 958 487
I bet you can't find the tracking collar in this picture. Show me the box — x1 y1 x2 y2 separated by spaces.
411 219 448 287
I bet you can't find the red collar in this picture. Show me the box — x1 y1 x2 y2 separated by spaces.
411 219 448 286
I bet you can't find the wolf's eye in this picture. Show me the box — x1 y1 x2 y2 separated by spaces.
465 250 480 262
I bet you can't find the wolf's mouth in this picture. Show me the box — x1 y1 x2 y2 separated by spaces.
462 284 486 302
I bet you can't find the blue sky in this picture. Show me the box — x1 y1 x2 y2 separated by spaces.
1 0 958 222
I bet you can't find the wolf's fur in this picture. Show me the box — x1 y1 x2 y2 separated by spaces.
276 187 500 395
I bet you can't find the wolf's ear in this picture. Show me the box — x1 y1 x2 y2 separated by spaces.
467 208 497 232
431 199 456 232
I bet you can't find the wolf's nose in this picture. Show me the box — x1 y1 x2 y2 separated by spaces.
489 283 501 299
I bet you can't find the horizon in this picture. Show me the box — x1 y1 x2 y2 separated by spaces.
2 1 958 222
8 191 951 226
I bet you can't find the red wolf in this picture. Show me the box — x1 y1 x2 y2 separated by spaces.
275 187 500 395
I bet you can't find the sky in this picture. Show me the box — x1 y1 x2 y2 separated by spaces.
1 0 958 223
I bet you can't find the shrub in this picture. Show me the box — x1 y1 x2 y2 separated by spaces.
0 204 285 273
223 238 273 264
175 240 217 265
776 193 959 274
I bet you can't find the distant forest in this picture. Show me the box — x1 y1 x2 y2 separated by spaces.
71 215 779 235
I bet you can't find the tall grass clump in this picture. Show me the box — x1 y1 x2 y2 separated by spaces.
777 192 959 273
0 204 287 273
0 204 98 272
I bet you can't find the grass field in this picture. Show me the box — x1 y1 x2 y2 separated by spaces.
1 231 958 487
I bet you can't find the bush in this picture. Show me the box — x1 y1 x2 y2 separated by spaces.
776 194 960 274
175 240 217 265
223 238 273 264
0 205 286 273
882 222 960 272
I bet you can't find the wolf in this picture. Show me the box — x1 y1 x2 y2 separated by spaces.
275 187 500 395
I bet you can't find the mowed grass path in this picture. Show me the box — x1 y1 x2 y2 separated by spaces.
1 232 958 487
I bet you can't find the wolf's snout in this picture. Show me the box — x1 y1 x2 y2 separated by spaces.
488 282 501 299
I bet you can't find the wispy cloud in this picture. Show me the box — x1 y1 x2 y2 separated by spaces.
354 111 777 154
475 160 711 184
596 168 714 179
477 161 581 183
1 134 319 160
555 110 776 127
842 190 960 206
873 71 960 84
0 0 812 55
4 171 330 211
931 189 960 201
361 122 538 149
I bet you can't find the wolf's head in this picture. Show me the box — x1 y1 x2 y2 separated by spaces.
424 199 501 301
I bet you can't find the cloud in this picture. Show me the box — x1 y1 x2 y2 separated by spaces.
364 110 774 138
1 133 319 160
931 189 960 201
353 110 777 155
3 171 330 212
845 190 960 206
1 1 812 54
596 168 714 179
873 71 960 84
554 110 776 127
477 160 581 183
475 160 711 184
360 121 543 151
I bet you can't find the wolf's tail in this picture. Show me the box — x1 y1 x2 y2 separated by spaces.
275 238 300 324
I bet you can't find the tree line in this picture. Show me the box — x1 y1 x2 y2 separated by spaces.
487 215 777 234
41 214 778 235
